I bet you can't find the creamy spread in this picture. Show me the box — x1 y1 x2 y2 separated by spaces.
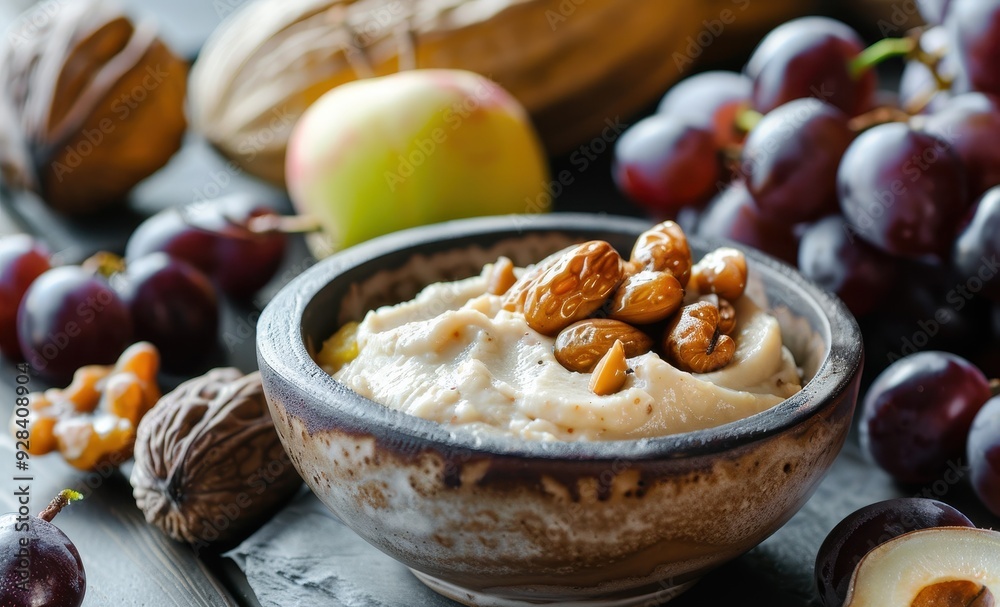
320 263 802 442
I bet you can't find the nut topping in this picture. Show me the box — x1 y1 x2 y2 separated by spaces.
589 340 629 396
519 241 624 336
665 301 736 374
555 319 653 373
608 270 684 325
691 247 748 301
486 256 518 295
502 244 578 312
630 221 692 286
699 294 737 335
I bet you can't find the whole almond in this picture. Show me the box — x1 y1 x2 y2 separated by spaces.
630 221 692 286
609 270 684 325
555 318 653 373
502 244 578 312
521 241 624 335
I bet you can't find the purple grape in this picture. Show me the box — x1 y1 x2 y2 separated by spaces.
948 0 1000 94
968 395 1000 516
613 115 722 214
0 235 50 360
696 182 800 265
657 71 751 147
125 194 287 298
798 216 897 318
954 186 1000 301
746 17 876 116
838 123 967 259
116 254 219 373
16 266 133 381
815 498 973 607
861 351 991 484
741 99 853 223
919 92 1000 200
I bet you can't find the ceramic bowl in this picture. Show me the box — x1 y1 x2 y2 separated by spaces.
257 213 863 606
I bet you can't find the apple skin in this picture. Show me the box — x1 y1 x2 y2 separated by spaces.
286 69 551 253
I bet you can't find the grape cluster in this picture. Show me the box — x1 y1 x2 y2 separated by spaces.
0 195 286 379
613 3 1000 359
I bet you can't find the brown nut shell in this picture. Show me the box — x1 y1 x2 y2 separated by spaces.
520 241 624 336
664 301 736 374
691 247 748 301
555 319 653 373
609 270 684 325
0 0 188 215
630 221 692 286
130 369 302 549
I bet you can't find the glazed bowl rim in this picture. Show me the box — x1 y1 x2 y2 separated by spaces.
257 213 862 461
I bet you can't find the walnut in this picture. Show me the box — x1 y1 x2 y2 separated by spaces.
130 369 301 550
664 302 736 374
0 0 187 215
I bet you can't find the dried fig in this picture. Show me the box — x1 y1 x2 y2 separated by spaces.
0 0 188 215
131 369 301 550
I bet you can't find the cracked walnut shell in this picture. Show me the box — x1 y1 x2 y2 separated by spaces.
131 369 301 548
0 0 187 215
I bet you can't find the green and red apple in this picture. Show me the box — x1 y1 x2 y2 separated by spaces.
286 69 551 254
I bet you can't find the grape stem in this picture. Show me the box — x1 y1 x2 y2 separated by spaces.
38 489 83 522
849 37 916 78
848 106 911 132
735 108 764 133
244 213 323 235
991 379 1000 398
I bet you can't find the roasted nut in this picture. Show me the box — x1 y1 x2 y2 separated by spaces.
519 241 624 335
630 221 692 286
691 248 748 301
665 302 736 373
555 319 654 373
502 245 577 312
589 340 629 396
609 270 685 325
486 256 518 296
698 294 737 335
0 0 188 215
131 369 302 548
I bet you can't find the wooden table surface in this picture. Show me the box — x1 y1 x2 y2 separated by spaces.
1 2 996 606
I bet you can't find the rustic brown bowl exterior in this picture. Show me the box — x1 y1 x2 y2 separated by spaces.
257 214 863 606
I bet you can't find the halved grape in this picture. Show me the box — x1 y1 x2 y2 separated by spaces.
815 498 973 607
